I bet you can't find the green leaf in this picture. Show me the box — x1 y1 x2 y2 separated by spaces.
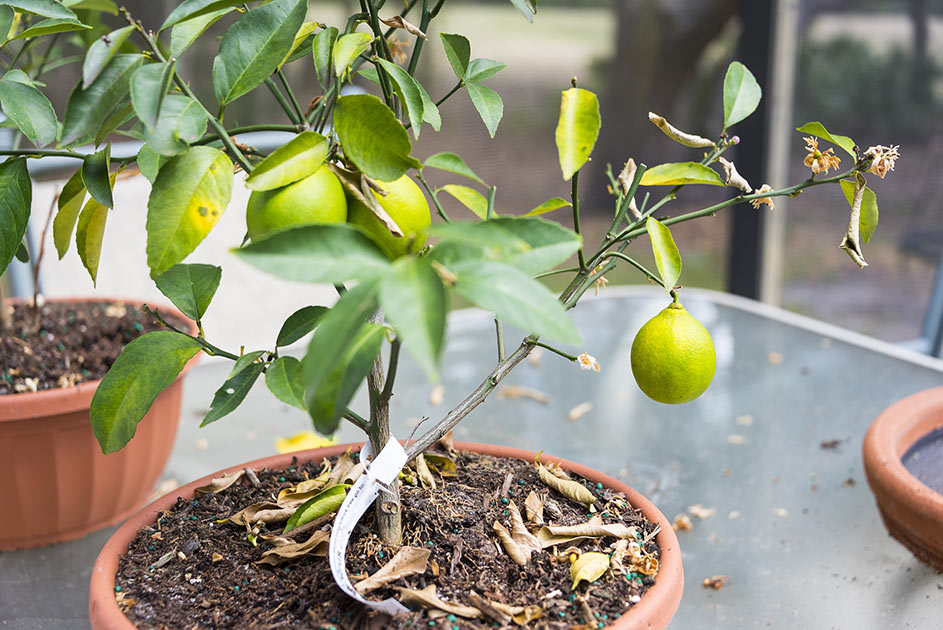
639 162 724 186
60 53 143 147
160 0 245 31
439 33 470 79
525 197 570 217
278 20 318 69
170 7 232 57
333 94 421 181
312 25 338 88
379 257 446 380
234 224 390 284
91 331 202 453
423 152 483 184
212 0 307 106
146 146 233 276
0 158 31 276
0 6 14 43
465 82 503 139
507 0 536 22
245 131 329 191
153 263 222 321
555 87 600 181
283 485 348 533
426 220 529 257
0 75 57 147
130 61 176 131
53 169 85 259
301 279 379 399
437 184 488 219
307 322 385 435
140 94 208 156
62 0 116 13
840 179 879 244
81 145 112 208
451 260 580 343
332 31 372 77
0 0 76 19
795 121 856 158
276 305 328 347
14 239 28 262
646 217 681 294
201 351 265 426
415 80 441 132
10 17 90 39
487 216 581 275
81 25 134 89
94 102 133 146
75 195 108 284
466 58 505 83
136 144 168 184
376 58 424 139
722 61 762 130
264 355 306 410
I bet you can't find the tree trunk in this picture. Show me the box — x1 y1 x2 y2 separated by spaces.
366 351 403 547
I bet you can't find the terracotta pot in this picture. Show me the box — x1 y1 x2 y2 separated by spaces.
863 387 943 571
90 441 684 630
0 298 198 550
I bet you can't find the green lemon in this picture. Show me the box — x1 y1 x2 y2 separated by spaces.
347 174 431 259
246 165 347 240
630 296 716 404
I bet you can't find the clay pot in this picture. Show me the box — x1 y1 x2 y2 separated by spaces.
863 387 943 571
0 298 198 550
90 441 684 630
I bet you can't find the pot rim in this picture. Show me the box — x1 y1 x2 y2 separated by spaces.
0 297 199 421
863 387 943 518
90 441 684 630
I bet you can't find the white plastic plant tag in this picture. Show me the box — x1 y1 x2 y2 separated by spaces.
328 438 409 615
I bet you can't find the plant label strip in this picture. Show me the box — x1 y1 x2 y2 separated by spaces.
328 437 410 614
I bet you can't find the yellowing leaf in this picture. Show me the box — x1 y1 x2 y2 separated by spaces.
570 551 609 590
275 430 337 454
423 453 457 477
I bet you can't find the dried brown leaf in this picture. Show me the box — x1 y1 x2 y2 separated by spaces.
354 546 430 594
524 491 544 524
414 451 437 490
257 530 330 566
491 601 545 626
424 453 457 477
537 462 595 508
493 501 541 566
436 430 456 454
396 585 480 617
228 502 294 528
609 539 629 574
537 515 637 548
379 15 427 39
195 470 245 496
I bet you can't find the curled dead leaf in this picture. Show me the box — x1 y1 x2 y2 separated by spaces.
414 452 437 490
537 515 637 548
379 15 427 39
524 491 544 524
536 459 595 508
228 502 294 528
609 539 629 574
257 530 330 566
424 453 457 477
396 585 480 617
493 501 541 566
195 470 245 496
354 546 430 594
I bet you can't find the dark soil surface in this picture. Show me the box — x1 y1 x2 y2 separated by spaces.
0 300 186 395
116 450 661 629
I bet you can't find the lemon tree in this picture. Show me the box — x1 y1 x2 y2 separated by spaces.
246 166 347 241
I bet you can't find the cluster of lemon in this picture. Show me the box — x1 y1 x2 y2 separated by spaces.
246 167 430 260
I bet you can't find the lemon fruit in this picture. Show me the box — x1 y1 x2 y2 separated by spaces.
347 174 431 259
246 166 347 240
630 296 716 404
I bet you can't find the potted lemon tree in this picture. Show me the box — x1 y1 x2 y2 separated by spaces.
0 0 899 627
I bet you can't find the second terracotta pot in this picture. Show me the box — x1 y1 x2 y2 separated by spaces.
90 442 684 630
863 387 943 571
0 298 198 550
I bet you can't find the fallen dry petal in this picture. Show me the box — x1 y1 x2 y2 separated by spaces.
687 504 715 519
727 434 748 445
609 539 629 574
396 585 480 618
702 574 730 590
497 384 549 403
567 401 593 422
672 514 693 531
354 546 431 594
429 384 445 406
195 470 245 496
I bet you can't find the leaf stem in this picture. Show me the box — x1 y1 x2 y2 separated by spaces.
343 409 369 430
406 0 432 76
0 149 84 159
264 77 302 125
277 69 308 128
571 170 586 271
494 318 505 362
142 305 241 360
379 338 401 403
435 81 463 107
531 341 577 362
416 172 450 222
600 251 664 287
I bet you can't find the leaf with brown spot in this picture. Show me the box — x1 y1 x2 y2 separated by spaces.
257 529 330 565
537 515 637 548
195 469 245 495
396 585 480 617
354 546 430 594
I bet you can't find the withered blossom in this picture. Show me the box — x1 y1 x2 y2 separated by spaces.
803 136 841 175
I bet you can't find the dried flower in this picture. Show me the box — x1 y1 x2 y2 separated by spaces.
749 184 775 209
862 144 900 179
386 36 411 64
803 136 841 175
718 157 752 193
577 353 600 372
592 264 609 295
